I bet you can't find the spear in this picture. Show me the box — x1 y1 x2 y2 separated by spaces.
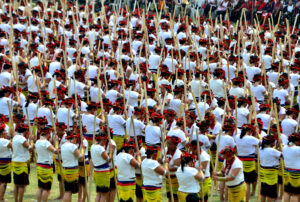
196 128 205 202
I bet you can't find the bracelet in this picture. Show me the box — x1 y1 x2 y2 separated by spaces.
53 148 57 153
164 170 167 175
106 157 110 162
28 146 32 150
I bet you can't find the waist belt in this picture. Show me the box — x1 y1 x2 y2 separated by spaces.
227 181 244 188
94 162 109 169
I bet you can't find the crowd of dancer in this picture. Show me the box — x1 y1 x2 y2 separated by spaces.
0 0 299 202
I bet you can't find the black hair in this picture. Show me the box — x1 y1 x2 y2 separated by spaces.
180 156 193 172
217 98 225 107
240 127 251 139
238 99 246 107
288 133 300 144
261 136 275 150
145 149 156 159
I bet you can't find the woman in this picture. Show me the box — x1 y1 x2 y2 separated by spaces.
282 133 300 202
233 97 250 128
235 124 260 202
213 146 246 202
115 141 140 202
257 104 272 133
0 123 11 202
61 132 84 202
91 129 114 202
141 145 167 202
164 136 182 202
12 124 32 202
107 104 126 152
259 135 281 202
145 112 163 147
35 127 58 202
189 140 211 202
167 118 187 150
176 152 204 202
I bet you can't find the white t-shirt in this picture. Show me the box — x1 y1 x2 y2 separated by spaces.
91 144 109 171
229 87 245 98
224 158 244 186
192 133 211 152
256 113 271 130
61 142 78 167
0 138 11 158
106 89 119 104
281 118 298 137
235 135 259 156
37 107 54 125
35 139 53 164
108 114 126 136
126 118 145 137
90 86 103 102
259 147 281 167
215 134 236 154
163 148 182 175
0 71 12 87
251 84 266 102
195 150 211 177
145 125 161 145
69 79 86 98
209 79 225 98
213 107 224 123
0 97 17 116
233 107 249 128
82 114 101 134
176 167 200 193
57 107 75 126
124 90 139 107
27 75 39 92
12 134 30 162
273 89 288 105
116 152 135 181
282 145 300 170
141 158 162 187
246 66 261 82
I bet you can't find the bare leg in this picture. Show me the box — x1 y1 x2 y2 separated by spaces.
0 183 7 201
246 183 251 202
78 185 82 202
62 191 72 202
291 194 300 202
59 180 64 199
41 190 50 202
224 185 228 201
283 192 290 202
266 197 273 202
136 197 143 202
14 185 18 202
18 186 25 202
251 182 256 196
100 193 108 202
108 189 116 202
261 195 266 202
36 188 42 202
219 181 225 201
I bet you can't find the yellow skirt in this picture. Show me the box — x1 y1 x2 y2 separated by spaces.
142 186 162 202
12 162 28 175
113 136 125 151
166 175 179 196
0 162 11 176
178 191 190 201
284 168 300 188
79 162 90 178
94 170 110 190
239 158 256 173
260 166 278 185
117 181 136 201
62 167 79 183
37 164 53 183
228 182 246 202
199 177 212 199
